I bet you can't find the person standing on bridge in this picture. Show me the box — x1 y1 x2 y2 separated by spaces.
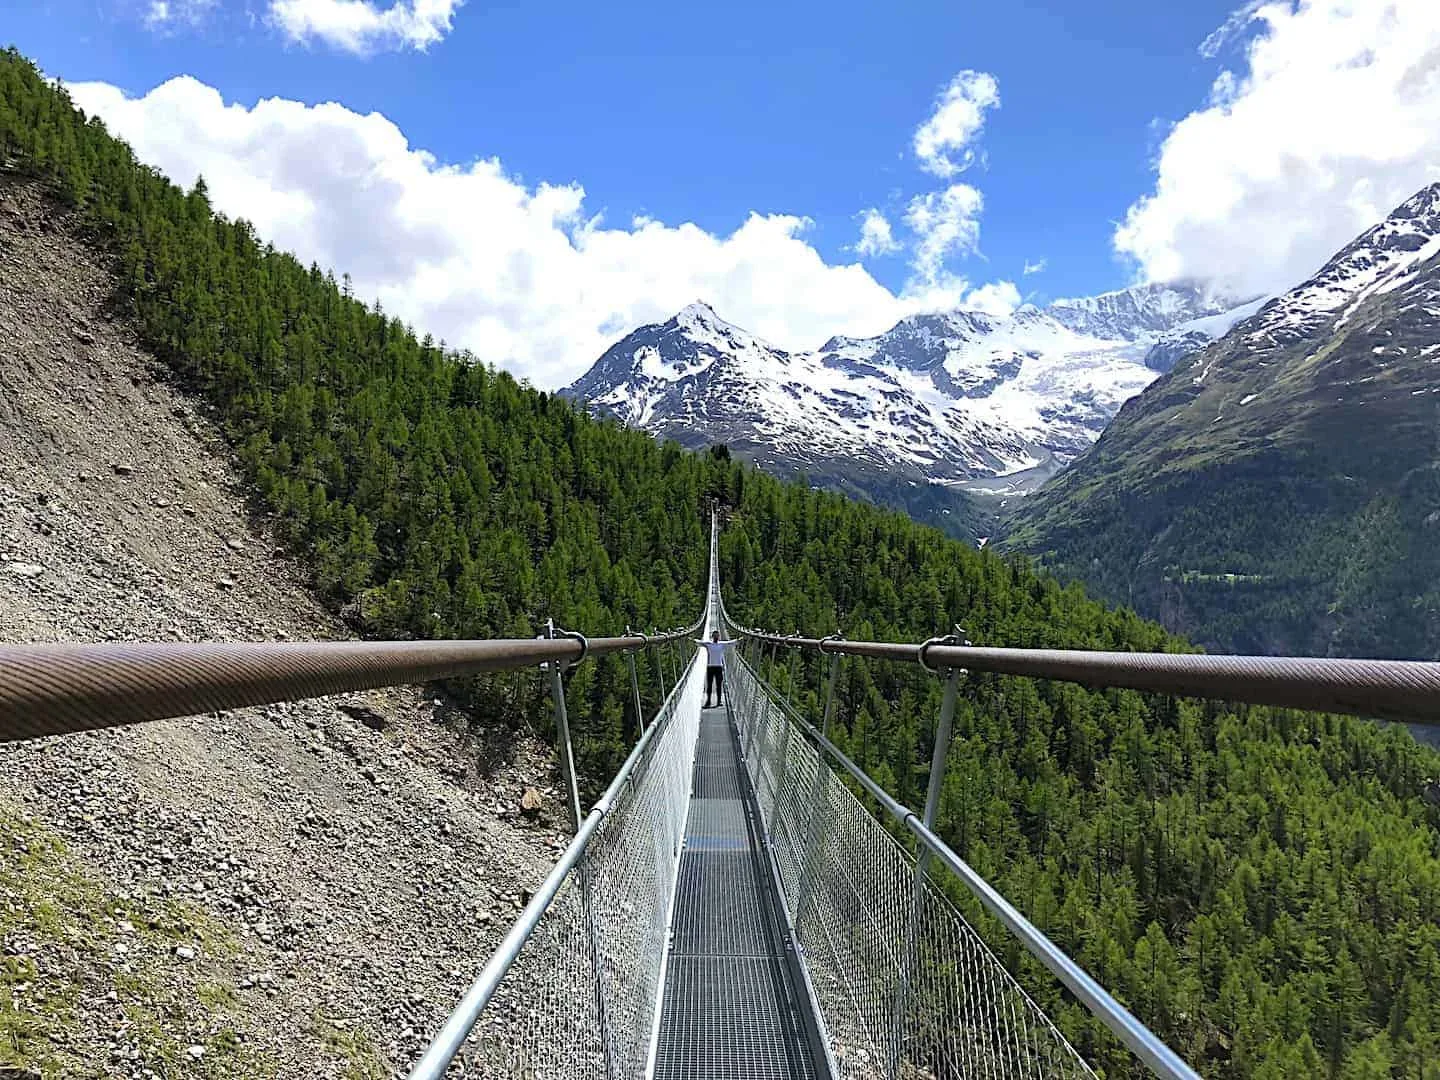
698 630 736 708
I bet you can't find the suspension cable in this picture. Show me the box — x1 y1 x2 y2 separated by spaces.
738 631 1440 723
0 620 702 743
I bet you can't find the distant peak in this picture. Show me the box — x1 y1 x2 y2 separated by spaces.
1403 179 1440 203
1041 280 1252 340
663 300 782 352
890 309 998 336
1050 280 1207 308
1389 181 1440 225
672 300 732 334
675 300 722 326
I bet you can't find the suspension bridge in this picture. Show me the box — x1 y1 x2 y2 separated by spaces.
5 516 1440 1079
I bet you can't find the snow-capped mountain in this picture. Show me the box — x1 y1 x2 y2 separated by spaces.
1004 181 1440 657
562 284 1260 536
1048 280 1237 339
1237 183 1440 353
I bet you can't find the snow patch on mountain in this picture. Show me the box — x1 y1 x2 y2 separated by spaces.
563 285 1260 510
1243 183 1440 349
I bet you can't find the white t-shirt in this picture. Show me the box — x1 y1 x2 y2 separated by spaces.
702 640 734 668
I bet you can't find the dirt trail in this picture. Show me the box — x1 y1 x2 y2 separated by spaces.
0 176 565 1078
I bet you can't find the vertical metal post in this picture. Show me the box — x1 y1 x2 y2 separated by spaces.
541 624 615 1075
545 620 584 834
653 628 668 702
888 665 960 1078
626 650 643 731
919 668 960 844
746 680 765 764
784 645 799 710
820 652 842 737
745 641 778 762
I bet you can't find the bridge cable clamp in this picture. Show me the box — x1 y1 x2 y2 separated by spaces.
553 626 590 669
919 624 972 676
918 632 960 675
625 625 650 647
819 633 844 655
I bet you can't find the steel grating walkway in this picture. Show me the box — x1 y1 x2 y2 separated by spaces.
653 704 826 1080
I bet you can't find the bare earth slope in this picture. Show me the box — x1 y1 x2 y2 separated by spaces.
0 176 562 1077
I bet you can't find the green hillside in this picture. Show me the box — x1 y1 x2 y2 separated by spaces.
1004 190 1440 661
6 48 1440 1077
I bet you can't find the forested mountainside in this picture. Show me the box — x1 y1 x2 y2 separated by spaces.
7 47 1440 1078
1004 184 1440 660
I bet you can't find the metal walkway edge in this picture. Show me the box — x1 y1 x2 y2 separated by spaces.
652 703 827 1079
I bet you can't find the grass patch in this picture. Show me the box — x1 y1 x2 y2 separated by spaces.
197 980 240 1011
0 800 273 1077
0 810 99 1076
314 1011 388 1080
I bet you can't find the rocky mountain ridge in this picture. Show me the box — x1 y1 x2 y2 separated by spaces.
563 284 1261 535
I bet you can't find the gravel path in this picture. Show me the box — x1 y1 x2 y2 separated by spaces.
0 175 566 1078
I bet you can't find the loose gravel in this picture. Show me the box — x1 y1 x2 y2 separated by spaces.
0 175 569 1077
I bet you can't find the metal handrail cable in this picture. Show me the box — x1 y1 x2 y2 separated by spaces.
739 631 1440 723
0 620 703 742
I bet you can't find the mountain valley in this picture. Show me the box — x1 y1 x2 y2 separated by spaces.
5 46 1440 1080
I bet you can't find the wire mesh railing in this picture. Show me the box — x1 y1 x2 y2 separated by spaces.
409 528 726 1080
725 651 1098 1079
411 649 706 1078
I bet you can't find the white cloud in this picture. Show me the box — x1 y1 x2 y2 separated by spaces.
268 0 463 53
913 70 1000 178
1116 0 1440 298
903 183 984 287
959 280 1021 316
855 208 900 256
1199 0 1266 59
144 0 216 31
1022 257 1046 276
69 76 1003 388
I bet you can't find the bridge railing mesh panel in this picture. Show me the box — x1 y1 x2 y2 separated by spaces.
727 653 1095 1080
466 651 707 1078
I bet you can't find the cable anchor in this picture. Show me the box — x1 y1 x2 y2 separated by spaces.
918 625 969 675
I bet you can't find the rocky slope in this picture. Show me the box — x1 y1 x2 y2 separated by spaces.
0 176 566 1077
562 286 1260 537
1004 182 1440 658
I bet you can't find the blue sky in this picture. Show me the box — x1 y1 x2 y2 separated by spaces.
5 0 1439 386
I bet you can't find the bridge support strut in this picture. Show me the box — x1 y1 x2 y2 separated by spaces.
888 661 961 1078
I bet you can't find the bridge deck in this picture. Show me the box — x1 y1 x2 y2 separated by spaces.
652 702 824 1080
